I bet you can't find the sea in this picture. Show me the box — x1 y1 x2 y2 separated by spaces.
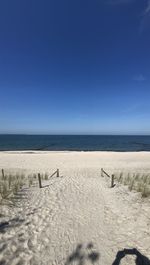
0 135 150 151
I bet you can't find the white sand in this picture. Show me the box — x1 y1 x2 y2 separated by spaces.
0 151 150 265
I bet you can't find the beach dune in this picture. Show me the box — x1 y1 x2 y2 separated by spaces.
0 151 150 265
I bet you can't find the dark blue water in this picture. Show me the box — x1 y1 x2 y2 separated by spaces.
0 135 150 151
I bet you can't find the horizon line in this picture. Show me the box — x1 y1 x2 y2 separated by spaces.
0 134 150 136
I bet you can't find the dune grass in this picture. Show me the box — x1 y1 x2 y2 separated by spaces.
0 170 50 204
0 171 26 203
114 171 150 197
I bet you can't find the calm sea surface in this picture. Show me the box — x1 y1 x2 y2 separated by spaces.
0 135 150 151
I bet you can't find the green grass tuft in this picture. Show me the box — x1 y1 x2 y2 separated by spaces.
114 171 150 198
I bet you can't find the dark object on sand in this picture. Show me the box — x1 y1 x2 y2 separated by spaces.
112 248 150 265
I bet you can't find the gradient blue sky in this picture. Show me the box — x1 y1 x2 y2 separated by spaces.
0 0 150 134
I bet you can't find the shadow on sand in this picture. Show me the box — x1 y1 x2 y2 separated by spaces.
65 243 100 265
0 217 25 233
65 245 150 265
112 248 150 265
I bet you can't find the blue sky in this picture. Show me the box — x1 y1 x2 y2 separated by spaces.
0 0 150 134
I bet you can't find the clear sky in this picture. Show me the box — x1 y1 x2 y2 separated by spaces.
0 0 150 135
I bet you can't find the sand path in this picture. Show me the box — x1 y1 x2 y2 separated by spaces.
0 166 150 265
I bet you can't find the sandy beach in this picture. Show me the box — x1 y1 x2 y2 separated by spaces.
0 151 150 265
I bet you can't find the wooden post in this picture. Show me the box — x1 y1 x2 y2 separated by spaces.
2 169 5 179
101 168 103 177
111 174 114 188
57 169 59 177
38 173 42 188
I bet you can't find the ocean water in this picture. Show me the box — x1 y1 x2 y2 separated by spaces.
0 135 150 151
